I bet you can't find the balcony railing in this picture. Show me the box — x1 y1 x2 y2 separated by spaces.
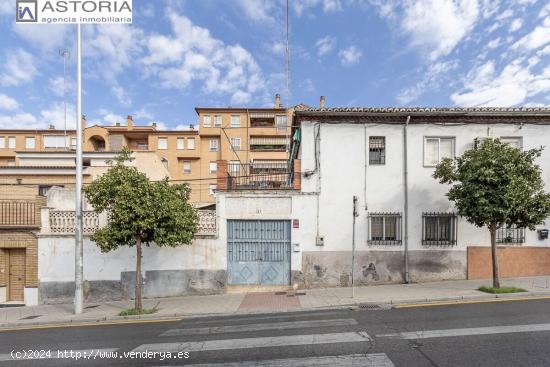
227 163 291 190
47 209 216 237
0 200 39 228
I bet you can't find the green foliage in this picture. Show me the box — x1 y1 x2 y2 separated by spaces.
478 286 527 294
83 148 198 252
433 138 550 230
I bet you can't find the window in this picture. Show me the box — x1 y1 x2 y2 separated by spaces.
214 115 222 127
497 224 525 244
209 161 217 174
0 137 5 149
157 137 168 150
44 135 68 148
229 160 240 174
422 213 457 246
177 138 185 150
424 137 455 166
500 137 522 150
187 138 195 150
230 137 241 150
8 136 16 149
25 137 35 149
39 185 63 196
369 136 385 165
209 184 217 195
368 213 402 245
276 115 287 132
209 139 219 151
203 115 211 127
70 137 77 149
183 161 191 174
230 115 241 128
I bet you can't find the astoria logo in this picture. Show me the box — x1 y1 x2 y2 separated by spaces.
15 0 132 24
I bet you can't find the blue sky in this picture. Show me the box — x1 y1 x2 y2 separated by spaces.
0 0 549 130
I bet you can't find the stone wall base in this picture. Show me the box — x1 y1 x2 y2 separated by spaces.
39 269 227 304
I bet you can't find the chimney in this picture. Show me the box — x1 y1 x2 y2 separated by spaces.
126 115 133 130
115 122 120 127
81 115 87 131
320 96 326 109
275 93 281 108
151 122 157 129
49 124 55 130
189 124 195 130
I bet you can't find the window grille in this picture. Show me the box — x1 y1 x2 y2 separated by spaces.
422 212 457 246
368 212 402 246
369 136 385 165
496 224 525 244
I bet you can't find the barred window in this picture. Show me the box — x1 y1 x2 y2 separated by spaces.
496 224 525 244
368 212 402 245
369 136 385 165
422 213 457 246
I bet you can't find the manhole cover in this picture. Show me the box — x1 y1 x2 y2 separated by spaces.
20 315 41 320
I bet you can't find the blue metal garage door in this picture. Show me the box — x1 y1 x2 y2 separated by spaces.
227 220 291 285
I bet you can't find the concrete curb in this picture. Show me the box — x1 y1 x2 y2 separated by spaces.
2 290 550 330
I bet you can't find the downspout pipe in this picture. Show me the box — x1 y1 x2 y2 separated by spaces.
403 115 410 283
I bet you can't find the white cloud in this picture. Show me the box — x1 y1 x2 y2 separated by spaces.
298 78 316 93
142 12 266 103
111 84 132 107
236 0 277 22
93 109 125 125
487 38 501 49
0 0 12 15
315 36 336 56
540 3 550 18
0 94 18 110
0 113 38 129
397 60 459 104
134 108 154 120
512 16 550 51
0 102 76 130
451 59 550 106
271 42 286 56
293 0 343 16
338 45 362 65
48 76 75 98
13 24 71 51
509 18 523 32
0 49 38 86
399 0 480 60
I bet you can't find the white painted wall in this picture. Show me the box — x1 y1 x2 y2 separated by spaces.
24 288 38 306
299 121 550 253
0 286 5 303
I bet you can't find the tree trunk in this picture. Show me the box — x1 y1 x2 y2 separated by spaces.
135 235 142 311
490 224 500 289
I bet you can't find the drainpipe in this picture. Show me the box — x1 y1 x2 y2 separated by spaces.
403 115 411 284
364 125 368 211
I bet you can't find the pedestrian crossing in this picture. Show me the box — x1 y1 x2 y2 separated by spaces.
131 312 395 366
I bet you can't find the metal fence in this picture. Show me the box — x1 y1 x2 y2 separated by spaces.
367 212 402 246
496 225 525 244
227 163 291 190
422 212 458 246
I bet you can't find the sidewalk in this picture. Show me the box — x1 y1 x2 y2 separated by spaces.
2 276 550 328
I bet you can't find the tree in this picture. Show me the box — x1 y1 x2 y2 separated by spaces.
84 149 198 311
433 138 550 288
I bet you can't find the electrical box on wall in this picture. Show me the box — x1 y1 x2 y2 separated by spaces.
315 235 325 246
539 229 549 240
293 243 300 252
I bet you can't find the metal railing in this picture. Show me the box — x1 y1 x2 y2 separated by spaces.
0 200 39 227
496 225 525 244
422 212 458 247
367 212 402 246
227 163 291 190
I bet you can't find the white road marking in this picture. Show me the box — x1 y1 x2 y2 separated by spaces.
157 353 395 367
0 348 119 362
184 311 344 325
132 331 372 353
378 323 550 340
161 319 358 336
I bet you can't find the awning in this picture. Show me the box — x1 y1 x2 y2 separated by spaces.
250 112 275 118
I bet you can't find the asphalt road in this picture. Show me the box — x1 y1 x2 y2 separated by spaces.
2 298 550 366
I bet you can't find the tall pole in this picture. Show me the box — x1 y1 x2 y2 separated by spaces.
74 23 84 315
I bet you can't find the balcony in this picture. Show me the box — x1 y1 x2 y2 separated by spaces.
0 200 40 228
217 160 300 191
